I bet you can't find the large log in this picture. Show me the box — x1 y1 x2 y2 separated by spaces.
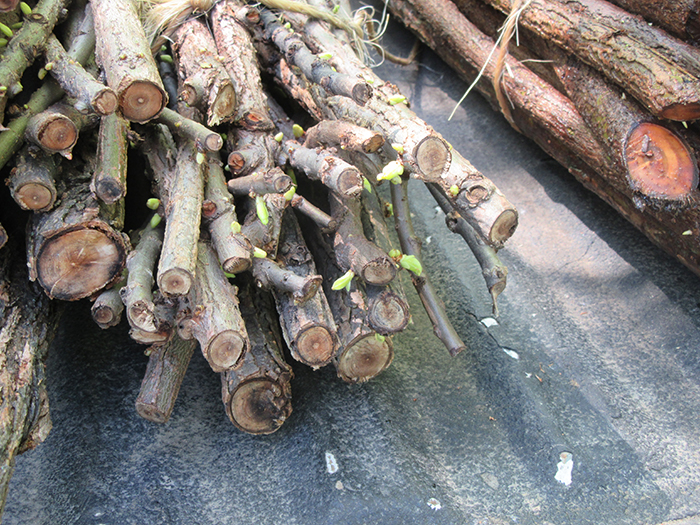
0 243 61 513
26 169 130 301
480 0 700 121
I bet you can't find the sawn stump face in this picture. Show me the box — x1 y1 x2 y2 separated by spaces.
38 228 124 301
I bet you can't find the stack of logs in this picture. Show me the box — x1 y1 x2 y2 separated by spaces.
0 0 518 510
383 0 700 277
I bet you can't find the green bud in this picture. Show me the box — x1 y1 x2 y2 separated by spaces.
683 230 693 236
284 185 297 201
286 168 297 185
0 85 6 92
374 333 386 342
384 203 393 216
20 2 32 15
274 131 284 142
256 195 269 225
390 176 401 185
150 214 162 228
253 247 267 258
220 133 227 141
388 249 401 259
160 54 173 64
160 45 168 53
388 95 406 106
331 269 354 291
0 39 7 48
223 270 237 279
392 143 404 154
230 221 242 234
37 68 47 80
44 61 54 71
292 124 304 138
196 151 205 165
11 22 23 30
377 160 404 182
146 198 160 210
332 4 340 12
683 121 689 129
318 52 333 60
449 185 460 196
363 176 372 193
284 22 291 29
399 254 422 276
0 22 14 38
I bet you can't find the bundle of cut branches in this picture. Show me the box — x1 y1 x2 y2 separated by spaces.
383 0 700 278
0 0 519 513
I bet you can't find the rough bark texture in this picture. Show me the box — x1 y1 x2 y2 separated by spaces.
91 112 129 204
605 0 700 40
121 225 163 334
271 209 338 368
305 223 394 383
156 139 203 297
155 107 222 152
7 146 59 212
226 129 277 176
220 284 293 435
92 0 166 122
330 193 396 286
135 333 196 424
172 17 236 127
0 0 69 111
45 34 118 116
181 241 249 373
482 0 700 121
26 170 130 301
203 153 253 274
241 193 288 258
227 167 294 196
210 0 274 130
290 193 336 231
361 189 410 335
304 120 385 154
260 8 372 106
284 141 364 198
0 244 61 514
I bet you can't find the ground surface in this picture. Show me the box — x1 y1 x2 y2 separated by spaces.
5 20 700 525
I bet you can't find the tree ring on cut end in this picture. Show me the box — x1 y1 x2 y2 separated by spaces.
338 334 393 383
296 325 334 367
16 183 53 211
38 116 78 153
414 136 451 180
38 227 125 300
625 122 698 200
158 268 193 297
207 331 246 371
368 292 410 334
489 209 518 245
229 379 290 434
120 81 166 123
361 258 397 286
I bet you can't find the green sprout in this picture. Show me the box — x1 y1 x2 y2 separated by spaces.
318 52 333 60
449 185 460 196
253 247 267 258
149 214 162 228
230 221 242 234
0 22 14 38
196 151 205 165
20 2 32 15
399 255 422 276
274 131 284 142
160 54 173 63
377 160 404 183
292 124 305 138
363 176 373 193
374 333 386 342
284 185 297 201
388 95 406 106
331 269 354 291
392 143 404 154
255 195 269 225
388 248 402 259
146 198 160 210
223 270 237 279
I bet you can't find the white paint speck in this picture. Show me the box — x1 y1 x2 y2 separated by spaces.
481 317 499 328
425 236 432 244
427 497 442 510
555 452 573 486
325 451 339 474
503 348 519 360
